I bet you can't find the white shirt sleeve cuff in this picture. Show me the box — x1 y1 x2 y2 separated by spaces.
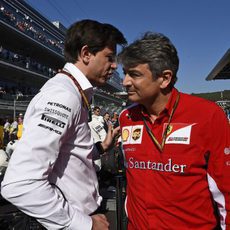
67 211 92 230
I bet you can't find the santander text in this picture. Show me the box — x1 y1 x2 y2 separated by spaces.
128 157 186 173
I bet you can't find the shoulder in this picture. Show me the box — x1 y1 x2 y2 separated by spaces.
180 92 222 110
179 92 227 119
39 74 82 111
43 73 80 97
26 76 82 125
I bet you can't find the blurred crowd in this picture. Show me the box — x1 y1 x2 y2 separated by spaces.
0 3 64 54
0 45 57 80
0 113 24 149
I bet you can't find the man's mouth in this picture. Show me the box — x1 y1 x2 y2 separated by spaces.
107 71 113 76
127 91 136 96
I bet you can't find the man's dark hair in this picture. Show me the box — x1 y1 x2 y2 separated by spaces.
64 19 127 63
103 112 110 116
118 32 179 87
93 106 100 111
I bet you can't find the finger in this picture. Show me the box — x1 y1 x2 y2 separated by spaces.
106 124 113 134
112 126 120 137
113 126 120 133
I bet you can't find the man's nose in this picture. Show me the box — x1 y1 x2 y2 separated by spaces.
123 74 131 87
111 62 117 69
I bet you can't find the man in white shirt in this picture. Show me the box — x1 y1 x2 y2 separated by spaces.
1 19 126 230
89 106 107 143
89 106 107 171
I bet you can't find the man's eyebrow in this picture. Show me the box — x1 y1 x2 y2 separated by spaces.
106 52 116 56
127 69 141 74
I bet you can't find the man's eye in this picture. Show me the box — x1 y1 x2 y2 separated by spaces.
129 72 141 78
107 55 116 62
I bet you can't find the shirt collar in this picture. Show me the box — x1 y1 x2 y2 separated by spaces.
63 63 93 91
164 88 179 115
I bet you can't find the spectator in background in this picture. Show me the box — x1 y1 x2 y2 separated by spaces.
118 32 230 229
0 118 4 149
111 111 119 128
89 106 107 143
3 117 10 146
1 19 126 230
103 112 111 132
89 106 108 171
9 117 17 141
92 106 104 125
0 86 6 98
16 116 23 140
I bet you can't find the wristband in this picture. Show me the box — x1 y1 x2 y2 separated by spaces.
95 141 105 155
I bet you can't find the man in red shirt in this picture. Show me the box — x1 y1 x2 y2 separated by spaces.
118 32 230 229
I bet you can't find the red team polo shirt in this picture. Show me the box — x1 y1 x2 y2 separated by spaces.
119 88 230 230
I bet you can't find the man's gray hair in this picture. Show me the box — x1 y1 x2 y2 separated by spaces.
118 32 179 87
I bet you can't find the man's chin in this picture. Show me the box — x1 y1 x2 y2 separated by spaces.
94 79 107 87
128 95 138 103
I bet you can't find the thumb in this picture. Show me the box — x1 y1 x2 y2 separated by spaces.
112 126 120 139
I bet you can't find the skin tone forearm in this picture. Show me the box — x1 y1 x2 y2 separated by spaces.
91 214 109 230
101 124 120 152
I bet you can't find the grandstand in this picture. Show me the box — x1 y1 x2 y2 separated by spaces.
0 0 126 118
206 49 230 120
206 49 230 81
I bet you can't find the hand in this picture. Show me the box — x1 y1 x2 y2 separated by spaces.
101 124 120 152
108 123 120 139
91 214 109 230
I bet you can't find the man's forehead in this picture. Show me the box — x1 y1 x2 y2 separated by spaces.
103 46 116 54
123 63 149 71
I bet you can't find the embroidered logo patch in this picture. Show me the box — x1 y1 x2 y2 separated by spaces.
132 128 141 140
122 125 143 144
122 128 130 142
164 123 196 144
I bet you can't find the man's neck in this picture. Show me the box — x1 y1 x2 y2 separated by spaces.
144 91 172 117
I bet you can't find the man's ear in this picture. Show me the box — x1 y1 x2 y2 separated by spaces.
80 45 92 64
160 70 173 89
